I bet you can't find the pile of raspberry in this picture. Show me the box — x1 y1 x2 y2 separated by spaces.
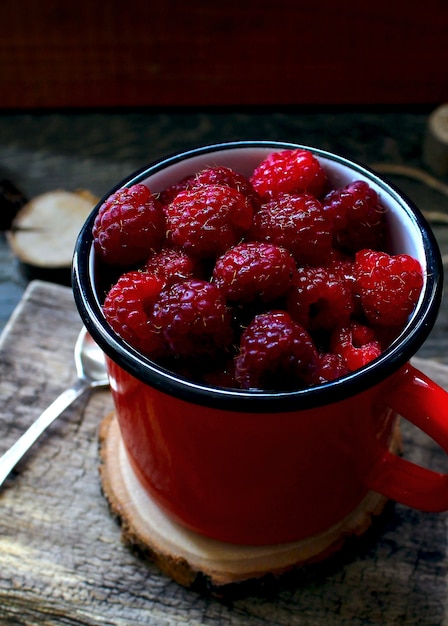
93 149 424 391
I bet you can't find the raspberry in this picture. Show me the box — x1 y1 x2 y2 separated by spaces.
193 166 261 210
158 175 195 206
159 167 261 209
93 184 165 266
144 246 195 284
103 270 166 357
355 249 423 327
249 193 332 266
165 184 253 258
329 256 365 317
250 149 328 199
202 360 239 389
322 180 386 253
329 256 357 292
213 242 296 303
287 266 353 332
234 311 318 390
151 279 233 359
330 322 382 371
308 352 349 385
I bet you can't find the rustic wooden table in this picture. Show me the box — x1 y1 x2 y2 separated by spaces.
1 280 448 626
1 109 448 624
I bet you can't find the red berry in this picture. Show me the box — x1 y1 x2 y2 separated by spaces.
165 184 253 258
355 249 423 327
151 279 233 359
328 256 365 317
287 266 353 332
193 166 261 210
158 175 195 206
250 149 328 198
213 242 296 303
93 184 165 266
322 180 386 253
202 360 239 389
250 193 332 266
144 246 196 284
234 311 318 390
103 270 166 357
330 321 382 371
308 352 349 385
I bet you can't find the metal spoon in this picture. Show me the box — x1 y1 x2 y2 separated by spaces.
0 326 109 488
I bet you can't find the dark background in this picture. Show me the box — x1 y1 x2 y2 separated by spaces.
1 1 447 109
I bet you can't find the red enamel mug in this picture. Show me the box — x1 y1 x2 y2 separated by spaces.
73 141 447 546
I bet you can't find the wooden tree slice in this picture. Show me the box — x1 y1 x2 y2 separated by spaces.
7 189 98 281
99 412 401 592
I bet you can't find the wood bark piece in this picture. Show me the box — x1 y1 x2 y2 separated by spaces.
1 280 448 623
424 104 448 177
99 412 400 592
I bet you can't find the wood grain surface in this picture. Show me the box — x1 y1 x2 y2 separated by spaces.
1 281 448 625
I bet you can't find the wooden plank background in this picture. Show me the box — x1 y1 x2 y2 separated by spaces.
1 0 447 109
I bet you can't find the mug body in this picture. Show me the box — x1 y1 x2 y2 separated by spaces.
107 355 401 544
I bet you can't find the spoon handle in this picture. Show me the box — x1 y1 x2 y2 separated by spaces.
0 379 89 488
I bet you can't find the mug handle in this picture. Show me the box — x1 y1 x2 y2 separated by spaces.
366 364 448 511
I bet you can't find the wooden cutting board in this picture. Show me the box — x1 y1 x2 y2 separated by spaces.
1 280 448 624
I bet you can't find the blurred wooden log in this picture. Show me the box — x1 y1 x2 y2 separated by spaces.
424 104 448 177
